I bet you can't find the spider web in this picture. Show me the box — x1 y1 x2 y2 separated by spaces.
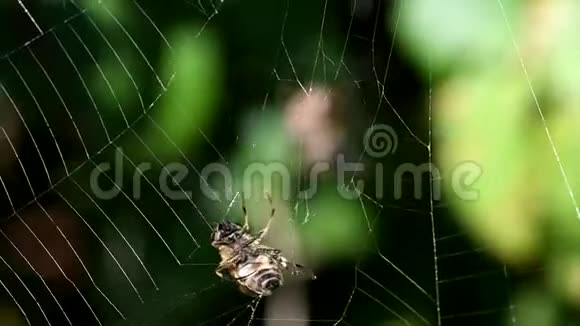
0 0 577 325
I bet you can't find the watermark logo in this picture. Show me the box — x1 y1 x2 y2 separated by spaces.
364 124 398 157
88 124 482 202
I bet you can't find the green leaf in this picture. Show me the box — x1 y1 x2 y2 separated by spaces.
139 24 223 160
396 0 523 76
301 186 368 264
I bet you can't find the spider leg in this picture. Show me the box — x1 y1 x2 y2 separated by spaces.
241 192 249 231
256 247 281 255
277 254 317 280
215 262 231 280
215 256 240 281
216 261 232 278
255 192 275 242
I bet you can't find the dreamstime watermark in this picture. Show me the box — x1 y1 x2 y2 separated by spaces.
89 124 483 202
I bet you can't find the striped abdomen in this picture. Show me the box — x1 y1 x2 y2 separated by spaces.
234 254 283 296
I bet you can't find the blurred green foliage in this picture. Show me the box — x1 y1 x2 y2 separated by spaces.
397 0 580 322
141 25 222 160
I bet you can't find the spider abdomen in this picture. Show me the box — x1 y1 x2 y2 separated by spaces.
233 254 284 296
254 268 282 292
